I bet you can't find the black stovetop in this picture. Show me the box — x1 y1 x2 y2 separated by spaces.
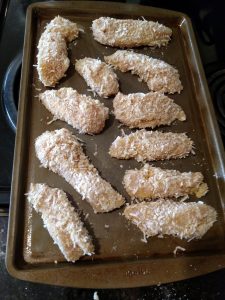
0 0 225 215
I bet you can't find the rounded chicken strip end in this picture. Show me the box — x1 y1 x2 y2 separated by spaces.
45 16 79 42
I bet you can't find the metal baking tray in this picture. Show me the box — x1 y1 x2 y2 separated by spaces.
6 1 225 288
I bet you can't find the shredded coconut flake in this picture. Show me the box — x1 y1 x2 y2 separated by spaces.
173 246 186 256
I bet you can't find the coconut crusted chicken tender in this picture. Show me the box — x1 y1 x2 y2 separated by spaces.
113 92 186 129
92 17 172 48
123 164 208 200
75 58 119 98
109 129 193 162
39 88 109 134
124 200 217 241
27 183 94 262
37 16 79 87
35 128 125 213
105 50 183 94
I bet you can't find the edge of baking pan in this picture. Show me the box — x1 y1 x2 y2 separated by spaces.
6 1 225 289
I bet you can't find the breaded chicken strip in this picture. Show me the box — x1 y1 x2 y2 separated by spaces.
92 17 172 48
109 129 193 162
37 16 79 87
75 58 119 98
105 50 183 94
35 128 125 213
124 200 217 240
123 164 208 200
39 88 109 134
113 92 186 129
27 183 94 262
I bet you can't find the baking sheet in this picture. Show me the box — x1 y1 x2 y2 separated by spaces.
6 1 225 288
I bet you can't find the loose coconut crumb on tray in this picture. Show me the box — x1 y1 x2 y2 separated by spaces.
173 246 186 256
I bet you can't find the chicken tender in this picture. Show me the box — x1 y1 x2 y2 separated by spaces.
109 129 193 162
113 92 186 129
35 128 125 213
123 164 208 200
75 58 119 98
124 200 217 240
37 16 79 87
92 17 172 48
105 50 183 94
27 183 94 262
39 88 109 134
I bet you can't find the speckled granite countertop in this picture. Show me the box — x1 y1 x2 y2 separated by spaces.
1 218 225 299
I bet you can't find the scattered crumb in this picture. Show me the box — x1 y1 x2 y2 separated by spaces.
93 144 98 156
84 213 89 220
191 149 196 155
87 88 97 97
104 224 109 229
93 291 99 300
173 246 186 256
141 233 147 243
54 260 58 264
180 195 189 202
76 136 84 143
121 129 125 136
47 117 57 125
119 165 123 169
111 245 117 252
35 88 42 91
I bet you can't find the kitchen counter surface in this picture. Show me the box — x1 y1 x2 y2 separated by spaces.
1 217 225 299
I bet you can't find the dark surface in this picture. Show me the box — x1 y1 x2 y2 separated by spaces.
0 0 23 208
1 0 225 298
